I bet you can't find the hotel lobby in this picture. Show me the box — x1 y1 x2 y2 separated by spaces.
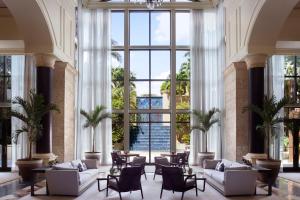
1 0 300 199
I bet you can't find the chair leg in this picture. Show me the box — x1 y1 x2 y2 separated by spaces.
153 173 156 180
160 186 163 199
141 187 144 199
144 173 147 180
195 181 198 196
119 192 122 200
181 192 185 200
106 187 108 197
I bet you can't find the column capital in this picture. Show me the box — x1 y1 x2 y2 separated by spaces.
35 53 56 68
244 54 268 70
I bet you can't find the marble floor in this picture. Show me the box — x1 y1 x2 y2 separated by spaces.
1 169 300 200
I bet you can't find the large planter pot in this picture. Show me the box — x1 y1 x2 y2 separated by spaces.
197 152 215 168
16 159 43 182
85 152 101 162
256 159 281 186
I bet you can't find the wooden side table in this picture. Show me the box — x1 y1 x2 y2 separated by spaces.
31 167 52 196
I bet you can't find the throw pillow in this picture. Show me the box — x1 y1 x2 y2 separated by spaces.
78 163 84 172
82 162 88 171
215 162 225 172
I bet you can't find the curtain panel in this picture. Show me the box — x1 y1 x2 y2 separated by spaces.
265 55 285 159
11 55 36 170
190 4 225 165
77 7 112 164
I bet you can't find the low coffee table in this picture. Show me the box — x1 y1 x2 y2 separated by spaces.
184 171 206 192
97 172 120 192
31 167 52 196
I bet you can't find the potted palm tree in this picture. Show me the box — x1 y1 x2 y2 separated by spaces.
191 108 220 167
10 90 59 181
244 95 289 185
80 105 111 161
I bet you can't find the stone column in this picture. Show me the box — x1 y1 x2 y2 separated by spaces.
245 54 268 154
52 61 77 162
224 62 249 161
34 53 57 164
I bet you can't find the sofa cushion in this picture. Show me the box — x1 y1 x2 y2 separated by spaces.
53 162 76 170
78 169 98 185
71 160 84 168
211 171 224 184
203 169 215 177
222 159 251 170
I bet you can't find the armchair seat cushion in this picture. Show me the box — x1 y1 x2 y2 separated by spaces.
108 179 119 190
186 179 196 188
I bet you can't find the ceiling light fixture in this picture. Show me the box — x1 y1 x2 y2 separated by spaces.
134 0 163 9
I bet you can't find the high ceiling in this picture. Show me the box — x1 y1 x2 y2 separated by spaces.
295 1 300 9
0 0 6 8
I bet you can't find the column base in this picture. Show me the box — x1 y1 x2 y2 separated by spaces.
33 153 57 166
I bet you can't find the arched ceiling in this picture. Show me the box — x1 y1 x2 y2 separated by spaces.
247 0 299 54
3 0 54 54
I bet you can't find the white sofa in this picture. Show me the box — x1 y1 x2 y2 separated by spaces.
46 159 99 196
203 159 257 196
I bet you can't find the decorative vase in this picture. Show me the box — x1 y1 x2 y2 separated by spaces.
256 159 281 186
16 159 43 182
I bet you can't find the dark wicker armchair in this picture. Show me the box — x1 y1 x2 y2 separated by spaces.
128 156 147 179
106 167 144 200
153 157 171 180
160 166 197 200
111 152 127 170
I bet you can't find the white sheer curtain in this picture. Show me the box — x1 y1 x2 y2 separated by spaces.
265 55 285 159
190 5 225 165
77 7 112 164
11 55 36 170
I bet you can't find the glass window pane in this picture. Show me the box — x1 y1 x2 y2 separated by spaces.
151 51 170 79
0 78 4 102
111 12 124 46
130 81 149 109
285 56 295 76
176 51 190 80
151 81 170 109
112 81 124 109
176 12 190 46
150 123 170 162
130 113 149 122
176 123 190 151
176 113 190 122
112 51 124 81
151 12 170 45
130 12 149 45
150 114 170 122
112 114 124 150
176 81 190 109
284 78 295 100
129 123 149 154
130 51 149 79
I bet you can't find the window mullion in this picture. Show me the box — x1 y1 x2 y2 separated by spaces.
124 9 130 151
170 9 177 152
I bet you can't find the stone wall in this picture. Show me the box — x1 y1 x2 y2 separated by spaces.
224 62 249 161
52 61 77 162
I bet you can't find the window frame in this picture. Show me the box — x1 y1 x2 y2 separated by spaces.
111 9 190 161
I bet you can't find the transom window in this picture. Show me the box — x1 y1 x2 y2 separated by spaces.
111 9 190 162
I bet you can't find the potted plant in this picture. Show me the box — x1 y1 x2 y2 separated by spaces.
191 108 220 167
244 95 289 185
10 90 59 181
80 105 111 162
